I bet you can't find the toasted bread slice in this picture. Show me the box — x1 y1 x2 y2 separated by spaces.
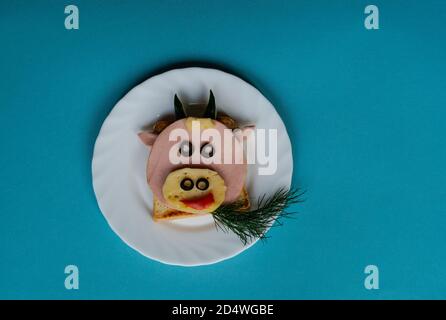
153 187 250 221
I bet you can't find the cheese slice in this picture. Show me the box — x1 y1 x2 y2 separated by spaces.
153 187 250 221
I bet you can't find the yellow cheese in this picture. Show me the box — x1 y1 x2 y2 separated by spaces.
162 168 226 214
185 117 215 132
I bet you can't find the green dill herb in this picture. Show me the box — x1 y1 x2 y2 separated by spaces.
212 188 305 245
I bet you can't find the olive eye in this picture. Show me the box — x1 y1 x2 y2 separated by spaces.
180 178 194 191
200 143 214 158
196 178 209 191
179 141 193 157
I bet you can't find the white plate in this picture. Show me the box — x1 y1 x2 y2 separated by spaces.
92 67 293 266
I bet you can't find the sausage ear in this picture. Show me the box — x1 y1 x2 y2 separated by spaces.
138 131 158 146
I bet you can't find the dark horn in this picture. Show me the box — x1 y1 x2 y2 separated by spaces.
174 94 187 119
203 90 217 119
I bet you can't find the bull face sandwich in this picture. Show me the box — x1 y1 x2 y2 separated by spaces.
138 91 251 220
138 91 302 244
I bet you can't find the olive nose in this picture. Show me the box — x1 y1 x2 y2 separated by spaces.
180 178 194 191
179 177 209 191
196 178 209 191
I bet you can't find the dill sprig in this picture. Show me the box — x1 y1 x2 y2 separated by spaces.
212 188 305 245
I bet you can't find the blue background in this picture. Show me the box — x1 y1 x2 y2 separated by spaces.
1 0 445 299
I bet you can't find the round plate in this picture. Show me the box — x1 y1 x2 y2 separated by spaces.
92 67 293 266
